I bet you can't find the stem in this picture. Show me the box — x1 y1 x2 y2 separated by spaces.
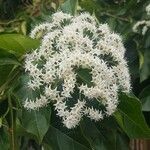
0 68 20 94
8 94 16 150
101 12 131 22
0 19 24 25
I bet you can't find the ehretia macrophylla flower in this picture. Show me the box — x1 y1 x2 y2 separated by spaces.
24 12 131 129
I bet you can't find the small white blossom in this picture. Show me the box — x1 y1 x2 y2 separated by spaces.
24 95 49 110
85 107 103 121
133 20 150 35
146 3 150 16
30 23 51 39
24 12 131 129
133 4 150 35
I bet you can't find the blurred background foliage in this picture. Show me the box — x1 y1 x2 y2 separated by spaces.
0 0 150 149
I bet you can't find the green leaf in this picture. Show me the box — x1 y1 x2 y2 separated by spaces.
0 128 9 150
0 57 21 66
20 107 51 143
115 93 150 138
144 33 150 48
0 34 40 56
0 65 14 87
15 75 51 143
80 118 130 150
140 49 150 82
60 0 78 15
125 39 139 80
43 125 90 150
79 0 99 13
138 50 144 70
0 49 20 87
43 143 53 150
108 18 117 31
139 85 150 111
76 68 93 87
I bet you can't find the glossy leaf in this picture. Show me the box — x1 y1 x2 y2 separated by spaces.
15 75 51 143
139 85 150 111
0 49 20 87
115 93 150 138
21 108 51 143
0 57 21 66
0 34 40 56
60 0 78 15
76 68 93 87
140 49 150 82
80 118 130 150
43 125 90 150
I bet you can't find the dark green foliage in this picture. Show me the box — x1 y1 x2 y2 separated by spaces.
115 93 150 138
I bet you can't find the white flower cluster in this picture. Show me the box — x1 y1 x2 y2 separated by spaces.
146 3 150 16
133 20 150 35
24 12 131 129
133 3 150 35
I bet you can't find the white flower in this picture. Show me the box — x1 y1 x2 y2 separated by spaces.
24 12 131 129
30 23 51 39
52 11 72 24
133 4 150 35
85 107 103 121
133 20 150 35
146 3 150 16
24 95 49 110
45 86 59 100
62 100 85 128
